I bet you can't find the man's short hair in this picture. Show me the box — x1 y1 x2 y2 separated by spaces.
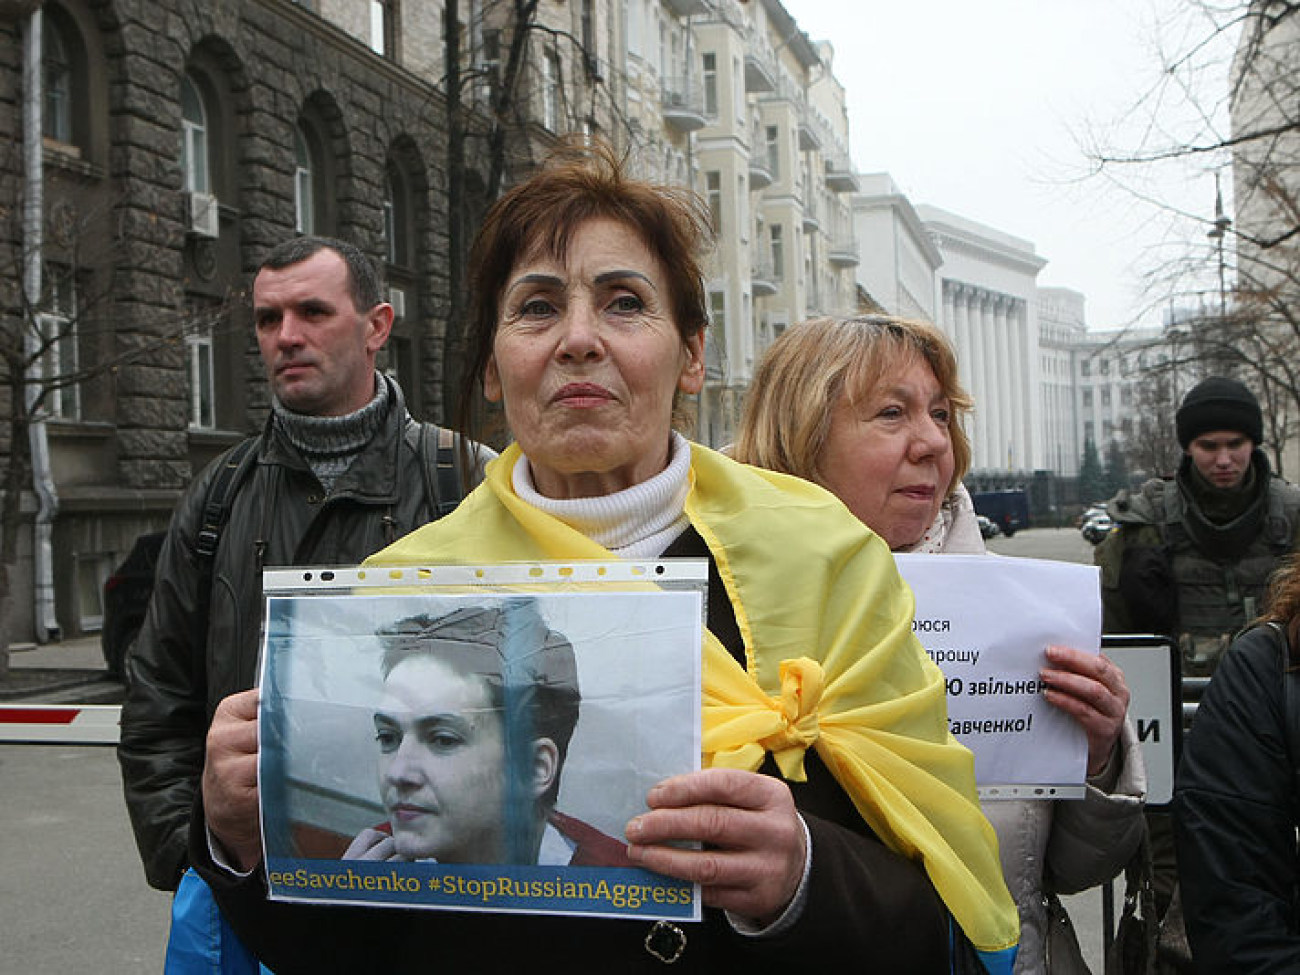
258 236 384 312
376 602 581 805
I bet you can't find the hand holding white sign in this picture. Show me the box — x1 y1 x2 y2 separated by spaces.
895 553 1102 798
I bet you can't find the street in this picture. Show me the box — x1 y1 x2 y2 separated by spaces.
1 525 1113 974
1 741 171 972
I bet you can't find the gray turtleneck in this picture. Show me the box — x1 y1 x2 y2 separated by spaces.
271 372 393 493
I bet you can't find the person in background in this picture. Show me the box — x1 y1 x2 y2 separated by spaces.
1174 553 1300 972
189 140 1019 974
733 314 1146 975
118 236 491 971
1095 376 1300 916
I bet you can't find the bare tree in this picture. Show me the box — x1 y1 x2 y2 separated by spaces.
0 196 238 678
441 0 645 433
1084 2 1300 471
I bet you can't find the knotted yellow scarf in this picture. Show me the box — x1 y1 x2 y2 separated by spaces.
368 442 1018 957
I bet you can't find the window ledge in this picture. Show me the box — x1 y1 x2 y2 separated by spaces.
44 140 104 180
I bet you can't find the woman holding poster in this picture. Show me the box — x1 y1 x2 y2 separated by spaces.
734 315 1146 974
192 142 1019 974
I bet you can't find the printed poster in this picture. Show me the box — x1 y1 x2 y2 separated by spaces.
256 578 704 921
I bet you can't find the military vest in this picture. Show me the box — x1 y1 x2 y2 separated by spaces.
1157 476 1300 674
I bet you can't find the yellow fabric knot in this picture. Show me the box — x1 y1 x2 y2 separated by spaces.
759 657 823 781
703 650 824 782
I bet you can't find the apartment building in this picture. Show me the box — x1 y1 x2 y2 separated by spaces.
0 0 864 640
687 0 861 446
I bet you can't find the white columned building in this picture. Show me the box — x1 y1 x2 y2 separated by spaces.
918 206 1047 477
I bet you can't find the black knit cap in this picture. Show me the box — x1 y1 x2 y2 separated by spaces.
1175 377 1263 449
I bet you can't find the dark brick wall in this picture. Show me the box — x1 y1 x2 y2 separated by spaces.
3 0 459 638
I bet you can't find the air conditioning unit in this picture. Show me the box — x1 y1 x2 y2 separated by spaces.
389 287 407 319
187 192 219 239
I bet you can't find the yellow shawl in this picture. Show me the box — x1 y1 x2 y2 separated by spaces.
368 442 1018 956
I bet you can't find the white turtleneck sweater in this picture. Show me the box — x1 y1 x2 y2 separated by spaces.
511 431 693 558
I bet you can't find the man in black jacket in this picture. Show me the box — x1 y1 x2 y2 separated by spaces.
118 236 488 894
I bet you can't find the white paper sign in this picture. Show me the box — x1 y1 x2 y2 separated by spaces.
894 554 1102 799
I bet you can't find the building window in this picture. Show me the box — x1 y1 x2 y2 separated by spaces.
1081 359 1091 377
1084 421 1094 443
369 0 399 57
770 223 783 280
705 171 722 235
1100 358 1110 375
702 53 717 117
43 16 73 144
188 330 215 429
181 74 210 195
1102 386 1112 407
581 0 595 54
542 51 563 131
39 265 79 421
295 126 315 235
765 125 780 179
1082 389 1093 408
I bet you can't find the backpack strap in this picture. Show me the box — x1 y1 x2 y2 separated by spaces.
413 423 464 518
195 436 260 560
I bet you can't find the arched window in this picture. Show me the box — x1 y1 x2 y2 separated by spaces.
385 167 415 268
181 75 210 194
43 16 73 144
295 125 315 235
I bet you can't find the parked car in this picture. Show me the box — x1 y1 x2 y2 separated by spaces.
976 514 1001 539
101 531 166 677
1077 504 1108 528
1081 514 1116 545
970 489 1030 538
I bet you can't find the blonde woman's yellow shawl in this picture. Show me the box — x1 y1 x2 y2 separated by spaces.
368 442 1019 962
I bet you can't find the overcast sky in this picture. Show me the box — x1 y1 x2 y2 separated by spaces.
780 0 1238 331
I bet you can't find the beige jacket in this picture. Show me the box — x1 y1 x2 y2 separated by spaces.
904 486 1148 974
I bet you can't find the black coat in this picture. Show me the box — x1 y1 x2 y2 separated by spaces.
1173 623 1300 973
192 528 963 974
120 381 465 891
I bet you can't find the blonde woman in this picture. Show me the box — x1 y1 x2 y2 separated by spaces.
735 315 1146 975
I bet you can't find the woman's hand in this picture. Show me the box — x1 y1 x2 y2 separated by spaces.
624 768 806 926
202 688 263 872
1040 645 1130 777
343 827 401 861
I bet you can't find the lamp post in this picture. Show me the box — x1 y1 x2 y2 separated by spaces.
1208 172 1231 321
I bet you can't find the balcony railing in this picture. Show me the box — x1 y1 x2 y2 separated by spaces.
825 155 859 193
661 77 707 132
748 154 773 190
751 255 778 297
828 237 860 267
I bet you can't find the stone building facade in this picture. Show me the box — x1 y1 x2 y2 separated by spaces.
2 0 455 642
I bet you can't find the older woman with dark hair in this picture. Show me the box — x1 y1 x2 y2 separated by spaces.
734 316 1145 975
193 145 1018 974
